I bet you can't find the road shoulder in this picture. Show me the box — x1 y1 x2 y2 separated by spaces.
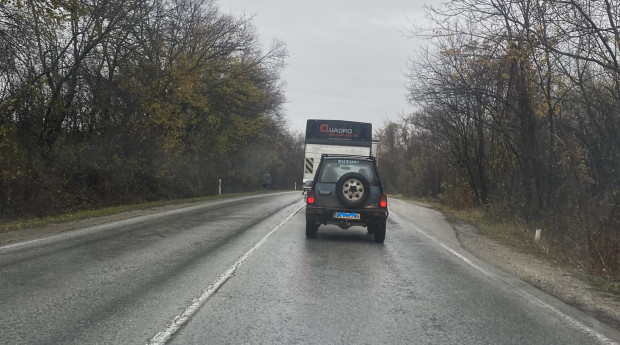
0 203 197 246
452 218 620 330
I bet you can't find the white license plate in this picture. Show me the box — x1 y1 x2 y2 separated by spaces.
334 212 361 220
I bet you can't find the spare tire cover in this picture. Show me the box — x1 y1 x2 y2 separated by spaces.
335 172 370 207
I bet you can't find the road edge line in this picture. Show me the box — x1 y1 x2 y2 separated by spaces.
407 221 619 345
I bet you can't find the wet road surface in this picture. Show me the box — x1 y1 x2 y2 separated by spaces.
0 192 618 344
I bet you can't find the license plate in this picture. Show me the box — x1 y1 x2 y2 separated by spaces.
334 212 361 220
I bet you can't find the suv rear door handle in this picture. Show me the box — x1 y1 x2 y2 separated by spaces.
319 191 331 195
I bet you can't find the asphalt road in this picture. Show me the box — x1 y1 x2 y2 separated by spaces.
1 192 619 345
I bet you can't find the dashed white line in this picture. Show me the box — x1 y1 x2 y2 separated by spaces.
147 203 304 345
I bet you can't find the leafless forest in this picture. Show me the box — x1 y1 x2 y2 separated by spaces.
378 0 619 279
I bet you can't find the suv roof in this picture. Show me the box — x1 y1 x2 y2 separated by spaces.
320 154 375 161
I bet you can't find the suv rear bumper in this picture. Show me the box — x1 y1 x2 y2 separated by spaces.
306 205 388 226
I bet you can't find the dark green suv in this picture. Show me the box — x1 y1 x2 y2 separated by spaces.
305 155 388 243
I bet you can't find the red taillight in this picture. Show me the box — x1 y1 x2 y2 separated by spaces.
307 191 315 205
380 194 387 208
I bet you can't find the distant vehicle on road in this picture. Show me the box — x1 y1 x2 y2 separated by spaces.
305 154 388 243
303 119 378 190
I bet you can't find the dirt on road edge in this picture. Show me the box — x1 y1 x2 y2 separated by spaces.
454 219 620 330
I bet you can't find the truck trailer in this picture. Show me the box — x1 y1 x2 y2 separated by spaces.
303 119 377 189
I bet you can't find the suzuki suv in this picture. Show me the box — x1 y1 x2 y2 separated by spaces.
305 155 388 243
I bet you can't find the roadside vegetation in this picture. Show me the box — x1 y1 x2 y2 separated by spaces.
378 0 619 282
0 0 303 222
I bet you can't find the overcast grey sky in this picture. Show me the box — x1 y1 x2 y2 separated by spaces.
218 0 431 133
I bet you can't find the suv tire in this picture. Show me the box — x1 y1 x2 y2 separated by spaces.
306 221 318 238
372 219 386 243
335 172 370 207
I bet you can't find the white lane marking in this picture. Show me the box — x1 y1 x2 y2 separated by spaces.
0 193 294 252
147 203 305 345
405 220 619 345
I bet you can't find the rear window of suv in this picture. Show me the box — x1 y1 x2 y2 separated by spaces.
318 159 376 184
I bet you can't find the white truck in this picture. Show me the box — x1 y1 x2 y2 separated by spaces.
303 119 377 189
